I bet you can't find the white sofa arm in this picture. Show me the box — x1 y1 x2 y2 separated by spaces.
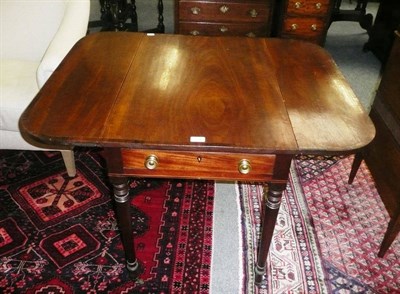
37 0 90 88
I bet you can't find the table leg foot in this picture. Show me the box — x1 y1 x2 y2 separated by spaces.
255 264 266 285
126 259 144 281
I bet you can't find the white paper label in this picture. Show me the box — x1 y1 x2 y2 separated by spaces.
190 136 206 143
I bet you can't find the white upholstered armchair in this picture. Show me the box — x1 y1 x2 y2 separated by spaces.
0 0 90 177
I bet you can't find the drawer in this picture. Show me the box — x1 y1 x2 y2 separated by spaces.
178 21 270 37
179 1 271 23
121 149 276 181
286 0 330 16
282 17 325 38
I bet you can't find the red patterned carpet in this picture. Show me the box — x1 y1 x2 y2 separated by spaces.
2 150 399 293
240 155 400 293
0 150 213 293
297 156 400 293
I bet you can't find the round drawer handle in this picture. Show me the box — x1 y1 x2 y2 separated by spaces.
248 9 258 18
238 159 252 175
220 5 229 14
190 30 200 36
291 23 298 31
246 32 256 38
315 2 322 9
311 24 317 31
295 1 302 9
145 155 159 170
191 7 201 14
220 26 228 33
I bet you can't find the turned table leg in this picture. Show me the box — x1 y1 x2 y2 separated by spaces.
255 182 286 285
110 176 142 279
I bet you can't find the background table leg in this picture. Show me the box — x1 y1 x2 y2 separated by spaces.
255 182 286 285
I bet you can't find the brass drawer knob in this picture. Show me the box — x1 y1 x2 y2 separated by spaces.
246 32 256 38
291 23 298 31
248 8 258 18
220 26 228 33
191 7 201 14
219 5 229 13
311 24 317 31
295 1 302 9
190 30 200 35
145 155 159 170
315 2 322 9
238 159 251 174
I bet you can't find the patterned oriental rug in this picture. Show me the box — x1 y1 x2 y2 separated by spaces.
0 150 213 293
240 155 400 293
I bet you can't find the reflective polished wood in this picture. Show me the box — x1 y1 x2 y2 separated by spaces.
20 32 375 284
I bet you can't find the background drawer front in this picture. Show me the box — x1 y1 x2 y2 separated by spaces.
180 0 269 2
282 17 324 38
178 21 269 37
121 149 276 181
286 0 329 16
179 1 270 23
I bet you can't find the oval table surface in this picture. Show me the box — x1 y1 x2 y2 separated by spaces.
20 32 375 156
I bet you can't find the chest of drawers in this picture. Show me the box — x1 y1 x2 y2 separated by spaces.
275 0 333 45
175 0 274 37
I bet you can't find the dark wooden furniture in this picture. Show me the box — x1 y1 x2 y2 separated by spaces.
273 0 334 45
349 30 400 257
89 0 165 33
20 32 375 284
363 0 400 64
330 0 373 31
175 0 275 37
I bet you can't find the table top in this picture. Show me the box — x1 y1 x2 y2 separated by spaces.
20 32 375 155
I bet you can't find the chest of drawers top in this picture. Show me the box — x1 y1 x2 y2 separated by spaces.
285 0 330 16
277 0 333 45
176 0 274 37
